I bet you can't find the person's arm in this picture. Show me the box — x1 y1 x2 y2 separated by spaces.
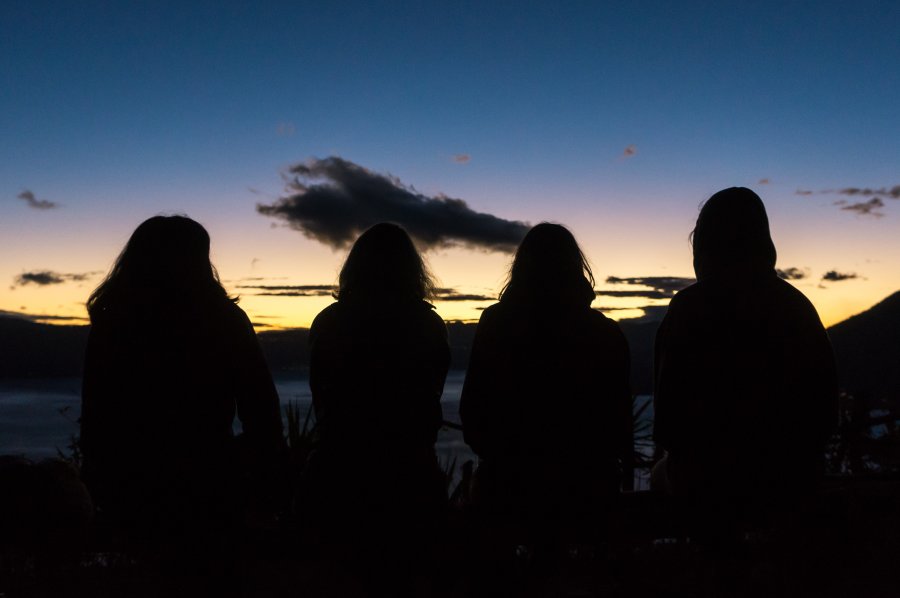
459 308 498 458
653 306 681 454
610 324 634 491
232 308 284 455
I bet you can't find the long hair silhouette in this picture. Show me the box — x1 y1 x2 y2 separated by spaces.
335 222 436 305
87 215 231 320
691 187 777 280
499 222 595 306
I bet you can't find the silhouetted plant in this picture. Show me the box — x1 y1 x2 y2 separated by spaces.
56 406 83 472
284 401 318 465
826 391 900 475
632 395 655 471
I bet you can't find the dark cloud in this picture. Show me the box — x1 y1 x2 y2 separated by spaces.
0 309 88 323
13 270 99 287
837 185 900 199
16 190 58 210
452 154 471 164
237 284 335 297
257 157 529 252
796 185 898 217
434 288 494 302
601 289 673 300
841 198 885 217
604 276 694 299
622 145 637 158
776 267 807 280
821 270 858 282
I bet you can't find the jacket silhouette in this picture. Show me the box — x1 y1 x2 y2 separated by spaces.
654 188 838 512
80 216 283 545
460 223 632 531
301 223 451 585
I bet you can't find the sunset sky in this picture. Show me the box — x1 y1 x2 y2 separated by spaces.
2 1 898 329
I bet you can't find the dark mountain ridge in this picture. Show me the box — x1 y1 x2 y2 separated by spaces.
1 292 898 401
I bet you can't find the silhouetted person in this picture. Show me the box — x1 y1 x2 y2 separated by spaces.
460 223 632 548
304 222 450 594
653 188 838 534
80 216 284 575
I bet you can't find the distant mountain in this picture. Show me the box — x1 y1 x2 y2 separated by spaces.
828 291 900 400
3 292 898 401
0 317 89 378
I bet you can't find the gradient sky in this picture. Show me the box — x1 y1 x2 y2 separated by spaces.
2 1 898 328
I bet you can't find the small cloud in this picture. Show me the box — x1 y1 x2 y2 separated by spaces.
776 267 807 280
797 184 899 216
601 289 673 300
837 185 900 199
841 198 885 217
257 156 530 252
237 284 335 297
821 270 858 282
621 145 637 159
452 154 471 164
0 309 88 324
16 190 59 210
276 122 296 137
758 178 771 185
13 270 100 287
434 288 494 302
604 276 694 300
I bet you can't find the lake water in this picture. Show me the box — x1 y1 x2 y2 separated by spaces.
0 372 471 463
0 373 652 488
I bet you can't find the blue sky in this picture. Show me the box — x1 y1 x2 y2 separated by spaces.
2 1 899 326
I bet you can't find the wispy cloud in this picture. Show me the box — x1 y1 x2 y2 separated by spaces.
837 185 900 198
796 184 898 216
16 190 59 210
776 267 808 280
434 288 494 302
13 270 100 288
0 309 88 324
841 198 885 217
821 270 858 282
452 154 471 164
604 276 694 299
257 156 530 252
276 122 296 137
237 284 335 297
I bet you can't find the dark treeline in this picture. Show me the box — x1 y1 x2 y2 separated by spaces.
2 295 899 399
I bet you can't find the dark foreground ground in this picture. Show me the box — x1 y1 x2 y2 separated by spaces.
3 475 899 598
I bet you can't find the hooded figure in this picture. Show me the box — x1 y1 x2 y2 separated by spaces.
653 188 838 522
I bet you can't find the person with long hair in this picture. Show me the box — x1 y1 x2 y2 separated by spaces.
653 188 838 530
80 215 284 554
303 222 450 591
459 223 632 544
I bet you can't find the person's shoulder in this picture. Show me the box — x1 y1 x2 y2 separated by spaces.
668 280 703 305
585 308 628 341
310 302 342 331
768 277 823 322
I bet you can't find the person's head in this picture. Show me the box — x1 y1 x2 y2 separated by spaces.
336 222 435 305
691 187 776 280
87 215 230 319
499 222 595 306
